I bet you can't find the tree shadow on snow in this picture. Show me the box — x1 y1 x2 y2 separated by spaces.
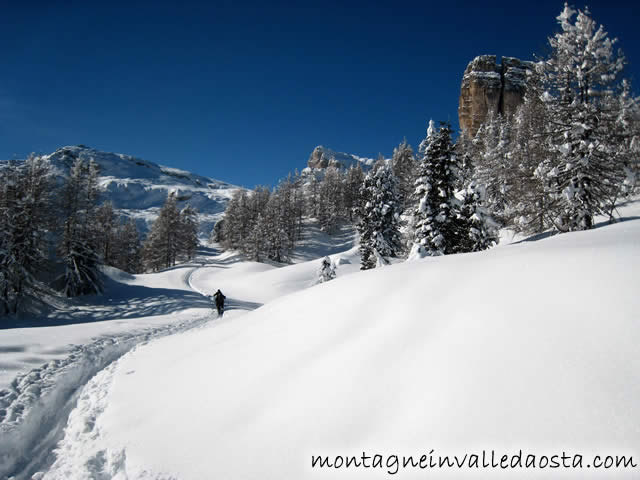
1 278 212 330
224 298 263 312
511 215 640 245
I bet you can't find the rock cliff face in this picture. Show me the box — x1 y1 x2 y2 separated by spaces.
458 55 534 138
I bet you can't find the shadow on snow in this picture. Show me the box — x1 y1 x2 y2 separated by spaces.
1 279 211 330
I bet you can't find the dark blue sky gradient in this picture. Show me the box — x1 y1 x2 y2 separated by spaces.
1 1 638 187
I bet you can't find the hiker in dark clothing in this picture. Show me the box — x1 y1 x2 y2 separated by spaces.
212 289 226 316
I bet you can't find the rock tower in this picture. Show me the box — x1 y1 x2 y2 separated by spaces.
458 55 534 138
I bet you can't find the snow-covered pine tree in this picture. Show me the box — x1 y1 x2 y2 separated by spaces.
602 79 640 219
343 164 365 221
473 113 516 226
455 134 476 191
243 187 271 261
391 138 416 211
542 4 629 230
58 158 103 297
459 181 498 252
263 192 290 262
505 69 554 234
355 163 403 270
411 121 463 257
246 213 266 262
317 256 336 283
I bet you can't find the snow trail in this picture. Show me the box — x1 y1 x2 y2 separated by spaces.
39 354 177 480
0 310 213 479
0 263 221 480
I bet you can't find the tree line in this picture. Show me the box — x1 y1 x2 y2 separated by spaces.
213 167 366 262
216 4 638 271
0 156 199 315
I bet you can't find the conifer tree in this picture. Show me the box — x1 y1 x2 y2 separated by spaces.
178 204 199 261
219 190 250 251
507 70 560 234
142 193 181 271
113 219 142 273
276 173 301 250
473 113 516 225
459 181 498 252
317 167 343 232
344 164 365 221
263 193 290 262
355 164 403 270
58 158 103 297
411 122 463 257
0 156 55 313
317 256 336 283
542 3 629 230
391 139 416 210
95 201 118 266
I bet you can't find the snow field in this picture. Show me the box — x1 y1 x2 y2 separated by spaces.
88 215 639 478
3 202 638 479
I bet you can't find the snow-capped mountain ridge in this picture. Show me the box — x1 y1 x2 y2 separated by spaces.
41 145 241 235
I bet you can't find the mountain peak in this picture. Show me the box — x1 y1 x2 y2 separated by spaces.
307 145 375 170
40 146 241 235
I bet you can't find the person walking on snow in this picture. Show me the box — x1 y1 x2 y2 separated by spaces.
212 289 226 317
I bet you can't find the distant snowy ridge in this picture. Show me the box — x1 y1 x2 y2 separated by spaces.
36 145 242 235
306 145 377 171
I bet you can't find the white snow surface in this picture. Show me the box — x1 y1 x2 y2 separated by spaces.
2 201 639 479
0 258 217 478
0 228 359 479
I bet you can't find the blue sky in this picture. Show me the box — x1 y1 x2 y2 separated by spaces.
1 1 638 188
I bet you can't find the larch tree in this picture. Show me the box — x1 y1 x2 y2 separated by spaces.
0 156 55 313
542 3 629 230
142 193 181 271
390 138 416 211
58 158 103 297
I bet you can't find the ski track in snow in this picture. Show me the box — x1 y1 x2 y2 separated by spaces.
0 267 216 480
40 356 178 480
1 228 357 480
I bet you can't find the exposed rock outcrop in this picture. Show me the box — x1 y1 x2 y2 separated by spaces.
459 55 535 138
307 146 375 170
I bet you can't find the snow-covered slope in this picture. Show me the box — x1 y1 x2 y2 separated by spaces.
42 145 240 235
0 231 359 479
37 201 640 479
